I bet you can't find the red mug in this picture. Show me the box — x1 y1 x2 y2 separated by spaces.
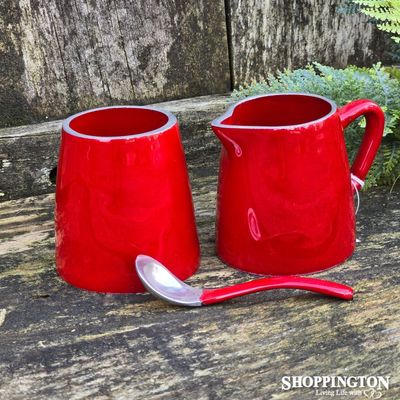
55 106 200 293
211 93 384 275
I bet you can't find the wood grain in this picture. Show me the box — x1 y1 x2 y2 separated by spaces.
0 94 230 202
0 164 399 398
0 0 230 127
228 0 390 85
1 0 392 128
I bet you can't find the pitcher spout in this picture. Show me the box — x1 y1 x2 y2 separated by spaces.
212 127 243 157
211 106 244 157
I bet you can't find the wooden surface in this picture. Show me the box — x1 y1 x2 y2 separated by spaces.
0 0 230 127
0 165 399 397
228 0 389 85
0 94 229 202
0 0 391 128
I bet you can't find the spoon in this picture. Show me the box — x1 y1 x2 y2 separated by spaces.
135 255 353 306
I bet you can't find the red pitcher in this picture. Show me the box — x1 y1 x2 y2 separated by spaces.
211 93 384 275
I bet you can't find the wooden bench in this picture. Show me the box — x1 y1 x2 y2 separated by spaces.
0 95 399 399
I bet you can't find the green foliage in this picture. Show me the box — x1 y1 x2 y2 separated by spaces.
337 1 400 61
232 63 400 189
352 0 400 43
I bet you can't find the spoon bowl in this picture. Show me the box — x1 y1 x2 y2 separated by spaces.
136 255 203 306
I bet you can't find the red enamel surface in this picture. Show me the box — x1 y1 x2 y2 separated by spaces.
212 94 384 276
338 99 385 190
200 276 354 305
55 106 200 293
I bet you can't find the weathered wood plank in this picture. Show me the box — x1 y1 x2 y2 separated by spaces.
0 94 230 202
0 179 399 398
228 0 390 85
0 0 230 128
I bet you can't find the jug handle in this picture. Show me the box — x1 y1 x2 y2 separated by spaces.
338 99 385 190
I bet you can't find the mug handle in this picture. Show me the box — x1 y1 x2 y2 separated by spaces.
338 99 385 190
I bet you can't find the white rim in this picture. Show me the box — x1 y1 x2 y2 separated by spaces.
62 105 177 141
211 93 337 130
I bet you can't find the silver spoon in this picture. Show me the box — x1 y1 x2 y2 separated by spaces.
135 255 353 306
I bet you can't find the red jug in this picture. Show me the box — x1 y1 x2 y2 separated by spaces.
211 94 384 275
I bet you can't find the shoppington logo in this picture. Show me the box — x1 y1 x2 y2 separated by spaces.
281 375 390 398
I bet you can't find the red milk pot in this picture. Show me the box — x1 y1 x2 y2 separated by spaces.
211 94 384 275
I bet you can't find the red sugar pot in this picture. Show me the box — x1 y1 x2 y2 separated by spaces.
55 106 200 293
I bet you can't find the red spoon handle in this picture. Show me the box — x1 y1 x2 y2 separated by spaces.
200 276 353 305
